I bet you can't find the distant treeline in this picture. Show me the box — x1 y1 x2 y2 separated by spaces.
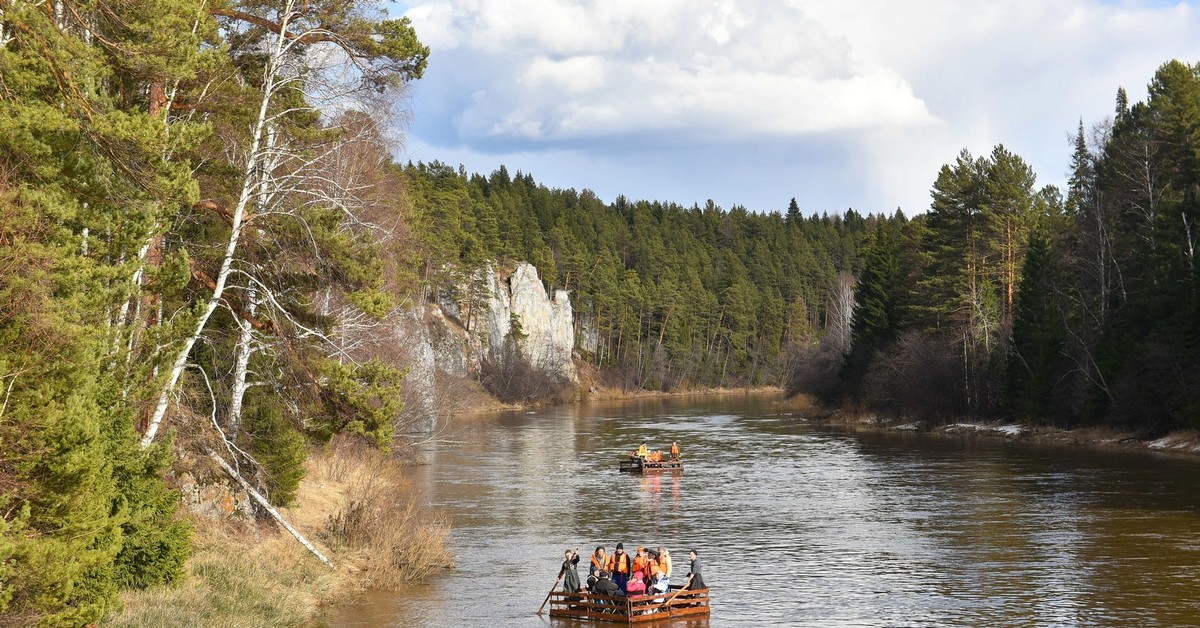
403 161 880 390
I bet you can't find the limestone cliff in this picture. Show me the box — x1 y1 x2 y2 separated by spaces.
395 262 577 429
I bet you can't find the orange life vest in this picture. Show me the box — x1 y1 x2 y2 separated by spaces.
643 558 659 580
607 552 630 574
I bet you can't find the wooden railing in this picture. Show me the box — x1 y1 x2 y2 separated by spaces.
547 586 710 623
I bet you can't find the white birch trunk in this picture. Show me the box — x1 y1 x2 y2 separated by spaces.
227 285 257 441
209 452 335 569
141 11 293 448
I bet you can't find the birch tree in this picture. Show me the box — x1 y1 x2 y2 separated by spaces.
140 0 427 447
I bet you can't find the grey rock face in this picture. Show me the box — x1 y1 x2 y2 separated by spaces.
398 262 579 431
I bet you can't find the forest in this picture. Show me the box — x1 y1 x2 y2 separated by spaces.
797 63 1200 434
0 0 432 623
402 160 876 392
2 0 1199 621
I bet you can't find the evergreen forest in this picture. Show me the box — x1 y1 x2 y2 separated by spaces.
1 0 429 623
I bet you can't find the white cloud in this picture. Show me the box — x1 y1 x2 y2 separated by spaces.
406 0 938 142
399 0 1200 214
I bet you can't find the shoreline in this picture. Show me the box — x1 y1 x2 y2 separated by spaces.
449 385 787 419
789 398 1200 460
450 387 1200 462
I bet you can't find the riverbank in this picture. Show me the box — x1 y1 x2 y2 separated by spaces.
786 395 1200 459
106 440 453 627
582 384 785 401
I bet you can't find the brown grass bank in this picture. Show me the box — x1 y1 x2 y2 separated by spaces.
106 439 453 627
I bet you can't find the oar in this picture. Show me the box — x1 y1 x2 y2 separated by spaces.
535 573 563 615
663 574 694 606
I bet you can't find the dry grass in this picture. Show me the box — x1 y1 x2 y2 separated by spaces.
106 516 336 628
107 438 452 627
307 437 454 589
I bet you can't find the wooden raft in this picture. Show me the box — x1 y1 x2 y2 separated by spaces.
618 456 684 473
547 586 710 623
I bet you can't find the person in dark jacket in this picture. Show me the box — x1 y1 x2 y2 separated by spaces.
559 548 581 593
593 570 620 597
686 549 706 590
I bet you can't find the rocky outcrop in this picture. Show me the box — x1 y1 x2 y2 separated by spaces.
396 262 578 429
479 263 576 380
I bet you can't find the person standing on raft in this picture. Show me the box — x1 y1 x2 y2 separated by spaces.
589 546 608 577
559 549 581 593
607 543 632 592
670 441 680 460
686 549 706 590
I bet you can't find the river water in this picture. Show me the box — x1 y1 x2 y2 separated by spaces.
328 394 1200 627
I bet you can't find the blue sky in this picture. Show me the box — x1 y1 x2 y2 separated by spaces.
392 0 1200 215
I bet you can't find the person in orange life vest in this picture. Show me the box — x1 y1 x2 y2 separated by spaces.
635 546 659 582
644 547 667 583
670 441 680 460
589 546 608 577
632 546 647 575
606 542 632 591
624 570 647 596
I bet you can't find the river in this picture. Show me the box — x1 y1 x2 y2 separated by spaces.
327 394 1200 627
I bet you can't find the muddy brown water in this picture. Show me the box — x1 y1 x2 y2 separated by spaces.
326 395 1200 627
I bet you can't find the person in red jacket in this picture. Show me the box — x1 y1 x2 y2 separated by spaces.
624 570 647 596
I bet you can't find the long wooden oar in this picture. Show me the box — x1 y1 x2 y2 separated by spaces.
536 573 563 615
663 574 695 607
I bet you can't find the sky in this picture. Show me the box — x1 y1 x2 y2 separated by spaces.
392 0 1200 216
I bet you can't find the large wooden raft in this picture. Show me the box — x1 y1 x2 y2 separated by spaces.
547 586 710 623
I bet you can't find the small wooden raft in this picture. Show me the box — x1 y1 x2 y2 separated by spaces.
548 586 710 623
618 456 683 473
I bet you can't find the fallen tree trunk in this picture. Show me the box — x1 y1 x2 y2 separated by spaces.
208 451 335 569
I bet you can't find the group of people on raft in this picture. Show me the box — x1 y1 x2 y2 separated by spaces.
631 441 680 463
557 543 705 599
